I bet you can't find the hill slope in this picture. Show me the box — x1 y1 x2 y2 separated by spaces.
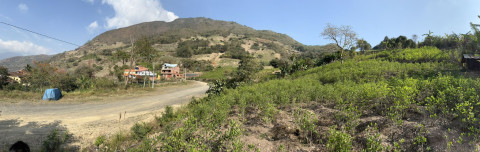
47 17 332 78
89 47 480 151
0 54 52 72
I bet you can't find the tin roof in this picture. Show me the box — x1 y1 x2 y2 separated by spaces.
463 54 480 60
163 63 178 68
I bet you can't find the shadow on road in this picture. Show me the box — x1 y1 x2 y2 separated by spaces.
0 119 78 151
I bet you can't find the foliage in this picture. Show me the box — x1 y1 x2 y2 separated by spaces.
294 108 319 144
327 127 353 152
94 135 106 147
362 124 385 152
357 39 372 53
135 36 157 63
74 65 95 78
181 58 213 72
207 57 262 96
25 62 60 91
41 129 70 152
131 122 152 140
269 58 289 68
373 46 450 63
96 46 480 151
0 66 9 89
321 23 357 62
198 66 235 81
176 39 206 57
114 50 129 65
373 35 416 50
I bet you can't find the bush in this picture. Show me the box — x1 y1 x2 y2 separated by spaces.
42 129 70 152
94 135 106 147
4 83 25 91
131 122 152 140
327 127 352 152
93 78 117 90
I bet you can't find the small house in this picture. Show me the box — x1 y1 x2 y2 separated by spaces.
124 66 157 81
461 54 480 71
161 63 182 79
8 70 28 84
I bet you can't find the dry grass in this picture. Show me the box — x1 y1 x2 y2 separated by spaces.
0 81 191 103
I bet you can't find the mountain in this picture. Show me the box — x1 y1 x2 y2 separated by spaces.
89 17 303 47
0 54 53 72
41 18 336 78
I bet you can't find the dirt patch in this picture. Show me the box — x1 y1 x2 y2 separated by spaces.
236 102 480 152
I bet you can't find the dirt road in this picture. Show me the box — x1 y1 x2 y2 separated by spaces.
0 81 208 150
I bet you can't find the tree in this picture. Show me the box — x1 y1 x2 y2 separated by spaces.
24 64 32 72
125 37 138 87
469 16 480 53
412 34 418 45
135 37 156 88
356 39 371 54
0 66 9 89
321 24 357 63
233 56 263 83
115 50 129 66
25 62 57 91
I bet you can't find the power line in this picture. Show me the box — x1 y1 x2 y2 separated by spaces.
0 21 80 47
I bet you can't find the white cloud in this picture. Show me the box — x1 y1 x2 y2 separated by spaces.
18 3 28 13
0 14 12 21
87 21 99 34
83 0 94 4
102 0 178 29
0 39 51 56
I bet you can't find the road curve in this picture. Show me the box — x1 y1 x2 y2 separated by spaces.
0 81 209 150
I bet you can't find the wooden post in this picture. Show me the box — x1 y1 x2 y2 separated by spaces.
152 62 155 88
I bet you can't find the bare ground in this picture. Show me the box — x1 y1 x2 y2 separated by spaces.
0 81 208 151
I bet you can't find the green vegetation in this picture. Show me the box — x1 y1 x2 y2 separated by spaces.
198 66 235 81
41 129 71 152
94 46 480 151
327 127 353 152
0 66 8 89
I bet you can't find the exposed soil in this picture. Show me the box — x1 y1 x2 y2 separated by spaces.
0 81 208 151
238 102 480 152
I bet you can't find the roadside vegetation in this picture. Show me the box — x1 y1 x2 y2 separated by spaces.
85 16 480 151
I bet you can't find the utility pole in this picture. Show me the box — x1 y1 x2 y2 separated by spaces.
184 66 186 81
152 61 155 88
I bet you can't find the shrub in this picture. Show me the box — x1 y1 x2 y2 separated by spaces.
94 135 106 147
131 122 152 140
363 124 385 152
42 129 70 152
327 127 352 152
294 108 319 144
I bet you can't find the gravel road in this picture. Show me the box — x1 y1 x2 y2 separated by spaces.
0 81 208 150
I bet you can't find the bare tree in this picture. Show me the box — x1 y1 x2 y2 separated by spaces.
412 34 418 44
321 24 357 63
125 37 137 87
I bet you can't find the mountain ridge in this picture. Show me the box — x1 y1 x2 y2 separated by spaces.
1 18 334 75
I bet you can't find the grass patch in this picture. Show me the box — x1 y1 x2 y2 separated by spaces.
198 66 236 81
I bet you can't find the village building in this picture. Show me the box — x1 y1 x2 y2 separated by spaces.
161 63 182 79
123 66 157 81
7 70 28 84
461 54 480 71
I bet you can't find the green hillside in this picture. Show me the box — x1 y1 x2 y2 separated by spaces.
89 47 480 151
44 18 333 79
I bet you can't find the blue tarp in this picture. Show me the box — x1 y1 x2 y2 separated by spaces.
42 88 62 100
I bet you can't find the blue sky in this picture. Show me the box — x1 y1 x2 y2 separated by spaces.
0 0 479 60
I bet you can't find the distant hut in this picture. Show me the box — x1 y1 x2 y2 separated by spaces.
461 54 480 70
